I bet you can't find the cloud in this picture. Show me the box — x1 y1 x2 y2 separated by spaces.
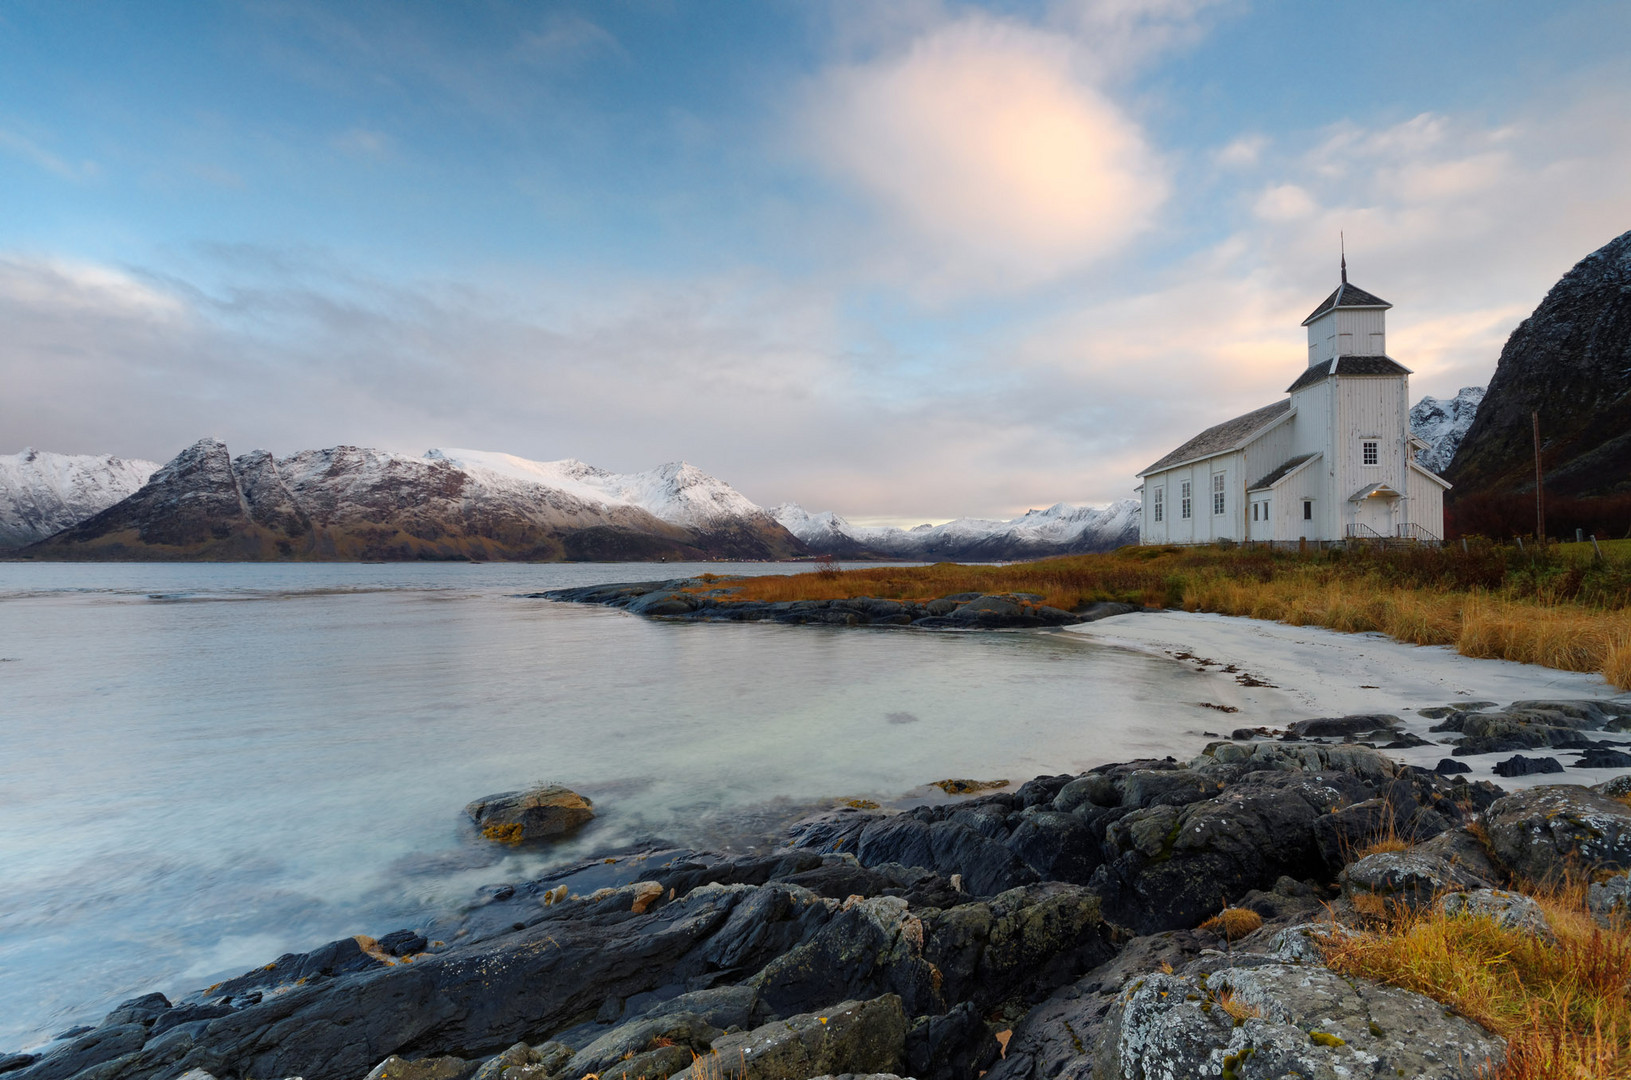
0 128 97 181
804 15 1169 293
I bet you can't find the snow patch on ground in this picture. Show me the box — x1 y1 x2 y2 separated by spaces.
1067 610 1630 789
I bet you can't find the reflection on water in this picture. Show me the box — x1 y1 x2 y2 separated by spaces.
0 561 1212 1050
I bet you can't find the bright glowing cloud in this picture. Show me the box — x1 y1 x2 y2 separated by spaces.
806 16 1169 290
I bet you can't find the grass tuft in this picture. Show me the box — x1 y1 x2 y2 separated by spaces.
1200 907 1264 941
1320 879 1631 1079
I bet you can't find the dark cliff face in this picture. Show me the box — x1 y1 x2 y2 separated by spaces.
21 441 810 562
1447 229 1631 502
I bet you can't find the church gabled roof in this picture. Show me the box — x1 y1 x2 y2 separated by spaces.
1301 281 1392 326
1286 355 1412 393
1139 399 1291 476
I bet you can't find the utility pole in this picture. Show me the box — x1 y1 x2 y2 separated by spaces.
1532 411 1545 543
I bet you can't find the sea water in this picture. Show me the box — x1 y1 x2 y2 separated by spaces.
0 562 1217 1050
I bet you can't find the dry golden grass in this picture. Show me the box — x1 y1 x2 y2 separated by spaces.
1320 882 1631 1079
1215 988 1261 1024
1199 907 1264 941
694 544 1631 688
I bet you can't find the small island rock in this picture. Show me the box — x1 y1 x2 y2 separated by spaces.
465 784 595 844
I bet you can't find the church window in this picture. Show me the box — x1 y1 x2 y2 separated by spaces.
1303 500 1313 520
1252 502 1258 522
1181 481 1192 520
1362 440 1379 466
1212 473 1226 515
1153 488 1164 523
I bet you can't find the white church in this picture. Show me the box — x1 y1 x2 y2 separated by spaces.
1137 265 1449 545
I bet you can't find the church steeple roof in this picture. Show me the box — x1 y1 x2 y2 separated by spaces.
1301 277 1391 326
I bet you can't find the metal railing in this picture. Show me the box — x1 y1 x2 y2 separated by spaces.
1344 523 1389 540
1395 522 1443 544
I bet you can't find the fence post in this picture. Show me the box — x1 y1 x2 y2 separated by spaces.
1592 535 1604 561
1461 538 1468 554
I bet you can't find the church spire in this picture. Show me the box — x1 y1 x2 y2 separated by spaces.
1340 232 1347 284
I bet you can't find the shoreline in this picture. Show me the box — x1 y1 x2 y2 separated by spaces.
10 588 1631 1080
12 708 1628 1080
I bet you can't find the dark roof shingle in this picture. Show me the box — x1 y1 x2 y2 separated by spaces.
1140 399 1291 476
1248 452 1318 491
1301 281 1392 325
1286 355 1412 392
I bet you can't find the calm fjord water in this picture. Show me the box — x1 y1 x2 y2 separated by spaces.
0 562 1213 1049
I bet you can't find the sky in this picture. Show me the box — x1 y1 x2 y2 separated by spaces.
3 1 1630 524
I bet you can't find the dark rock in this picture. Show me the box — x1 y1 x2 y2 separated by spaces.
16 1025 149 1080
149 1004 233 1037
1380 731 1433 749
1577 748 1631 769
1433 758 1471 775
1004 812 1103 882
1089 771 1373 933
1052 775 1119 812
377 929 429 957
903 1002 1000 1080
102 995 171 1028
1492 755 1563 777
852 816 1038 896
1285 714 1400 738
1484 784 1631 881
465 784 595 844
210 935 388 1000
0 1057 38 1076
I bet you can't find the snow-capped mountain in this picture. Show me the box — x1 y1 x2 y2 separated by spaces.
426 449 771 530
23 439 805 562
772 498 1141 559
0 448 159 549
1410 386 1485 474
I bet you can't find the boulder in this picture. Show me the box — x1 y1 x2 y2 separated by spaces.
1440 889 1553 937
1285 714 1401 739
1576 748 1631 769
363 1056 475 1080
1588 872 1630 927
465 784 595 844
1492 755 1562 777
1593 774 1631 798
1339 851 1491 912
676 996 907 1080
567 1011 723 1078
1092 964 1503 1079
1483 784 1631 882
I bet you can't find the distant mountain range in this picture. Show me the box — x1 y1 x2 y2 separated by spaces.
0 448 160 550
773 499 1142 560
1 439 1144 562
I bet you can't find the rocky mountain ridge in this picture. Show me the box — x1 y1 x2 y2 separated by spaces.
19 439 805 562
1447 228 1631 501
